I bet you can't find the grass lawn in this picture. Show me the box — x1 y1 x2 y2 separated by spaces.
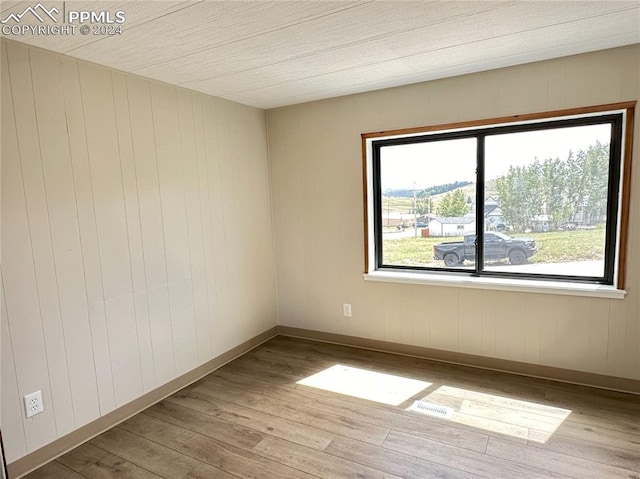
383 225 606 266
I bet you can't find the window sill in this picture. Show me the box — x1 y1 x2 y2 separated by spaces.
363 271 626 299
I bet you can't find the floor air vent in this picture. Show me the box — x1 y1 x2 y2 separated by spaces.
408 400 455 419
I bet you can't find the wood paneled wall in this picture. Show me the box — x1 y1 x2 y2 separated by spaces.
1 39 277 463
267 46 640 384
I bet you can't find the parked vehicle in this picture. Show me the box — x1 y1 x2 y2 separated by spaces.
559 222 576 231
413 222 428 228
433 232 537 266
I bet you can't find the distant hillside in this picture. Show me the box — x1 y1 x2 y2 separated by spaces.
383 180 499 215
429 179 497 202
383 181 472 198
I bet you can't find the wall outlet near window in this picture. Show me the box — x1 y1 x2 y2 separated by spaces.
343 303 352 317
24 390 44 418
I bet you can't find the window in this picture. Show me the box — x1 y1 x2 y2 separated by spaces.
363 103 635 291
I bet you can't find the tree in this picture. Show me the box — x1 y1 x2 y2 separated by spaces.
437 189 470 217
416 189 435 215
495 142 610 231
541 157 569 230
565 150 586 223
496 166 529 231
581 142 610 223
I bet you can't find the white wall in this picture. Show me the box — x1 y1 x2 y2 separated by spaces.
429 221 475 237
267 46 640 381
1 39 277 463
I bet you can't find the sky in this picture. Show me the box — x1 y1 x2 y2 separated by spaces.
380 123 612 190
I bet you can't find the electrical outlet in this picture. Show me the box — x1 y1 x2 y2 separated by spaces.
343 303 352 317
24 390 44 418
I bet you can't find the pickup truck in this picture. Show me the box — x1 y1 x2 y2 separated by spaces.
433 232 537 266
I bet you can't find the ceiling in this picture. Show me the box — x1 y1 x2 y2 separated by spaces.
2 1 639 109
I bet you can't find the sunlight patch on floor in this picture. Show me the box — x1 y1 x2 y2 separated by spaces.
297 364 431 406
413 385 572 443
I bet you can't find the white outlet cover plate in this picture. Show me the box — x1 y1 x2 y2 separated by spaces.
24 390 44 418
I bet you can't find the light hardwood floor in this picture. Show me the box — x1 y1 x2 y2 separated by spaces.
24 336 640 479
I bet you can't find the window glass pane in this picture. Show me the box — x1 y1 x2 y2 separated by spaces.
379 138 476 269
483 124 611 277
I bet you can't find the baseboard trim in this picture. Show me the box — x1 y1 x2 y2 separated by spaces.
8 327 278 479
276 326 640 395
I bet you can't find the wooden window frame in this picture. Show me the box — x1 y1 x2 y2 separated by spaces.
362 102 635 290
